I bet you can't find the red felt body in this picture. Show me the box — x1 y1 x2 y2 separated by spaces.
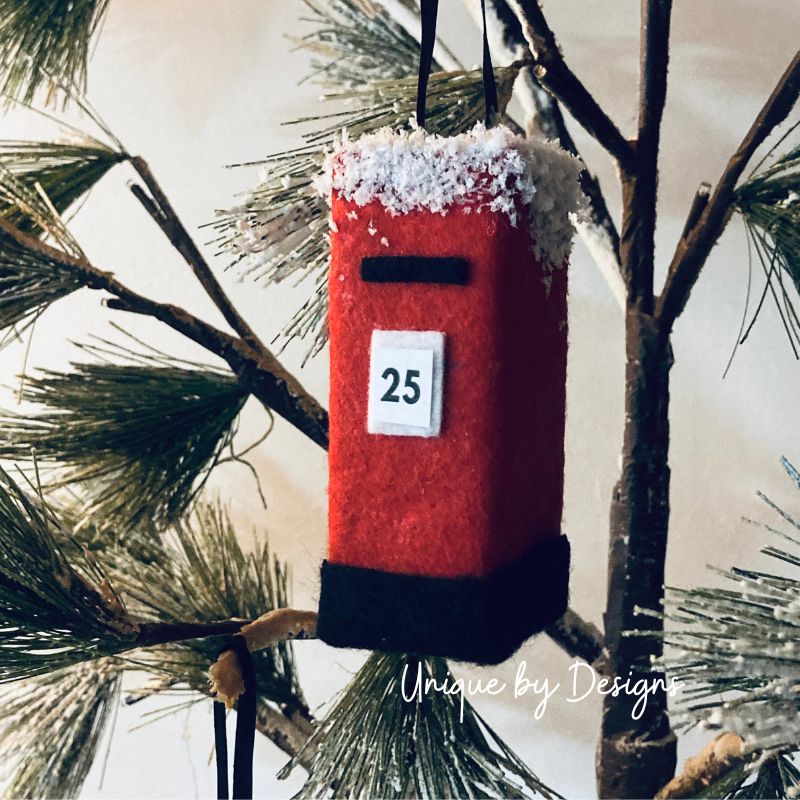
327 194 568 579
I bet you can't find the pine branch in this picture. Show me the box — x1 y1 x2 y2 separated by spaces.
0 0 111 104
0 226 85 347
0 467 139 682
0 138 125 344
0 658 121 800
658 51 800 333
111 502 310 718
215 0 518 355
280 653 561 798
0 215 330 447
0 496 318 791
217 67 521 355
295 0 440 88
502 0 636 174
0 342 250 529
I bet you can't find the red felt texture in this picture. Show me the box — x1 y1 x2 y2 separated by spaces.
327 194 568 579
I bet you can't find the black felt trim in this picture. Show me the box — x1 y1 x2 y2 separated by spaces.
361 256 469 285
317 535 569 665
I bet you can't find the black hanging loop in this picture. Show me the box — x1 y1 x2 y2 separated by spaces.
416 0 499 130
213 635 257 800
479 0 499 125
214 702 229 800
416 0 440 129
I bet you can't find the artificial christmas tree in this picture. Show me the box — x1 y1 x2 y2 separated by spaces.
0 0 796 798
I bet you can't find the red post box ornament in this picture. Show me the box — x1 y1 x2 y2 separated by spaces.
316 0 585 665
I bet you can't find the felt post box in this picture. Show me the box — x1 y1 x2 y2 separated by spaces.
316 124 584 665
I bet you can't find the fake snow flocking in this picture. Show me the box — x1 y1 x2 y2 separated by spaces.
317 122 587 269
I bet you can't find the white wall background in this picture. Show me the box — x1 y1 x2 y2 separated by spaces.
2 2 799 797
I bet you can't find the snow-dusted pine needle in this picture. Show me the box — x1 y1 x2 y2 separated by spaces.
280 653 559 799
653 458 800 756
213 67 518 359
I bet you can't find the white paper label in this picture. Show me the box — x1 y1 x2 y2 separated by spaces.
367 331 444 437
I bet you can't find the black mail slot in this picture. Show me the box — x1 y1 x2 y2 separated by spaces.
361 256 469 285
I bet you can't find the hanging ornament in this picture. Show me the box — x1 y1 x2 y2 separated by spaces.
317 0 585 665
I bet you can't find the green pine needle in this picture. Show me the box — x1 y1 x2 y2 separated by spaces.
0 0 111 104
0 340 250 529
0 467 137 683
0 139 124 235
0 659 121 800
0 157 93 345
281 653 559 799
0 501 307 799
735 142 800 355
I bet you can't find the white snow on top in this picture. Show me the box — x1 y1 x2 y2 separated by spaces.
316 122 586 267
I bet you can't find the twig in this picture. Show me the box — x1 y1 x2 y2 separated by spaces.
135 618 251 647
256 701 316 770
657 51 800 333
679 182 711 239
127 156 263 352
545 608 606 673
503 0 636 173
0 216 329 448
621 0 672 308
655 733 751 799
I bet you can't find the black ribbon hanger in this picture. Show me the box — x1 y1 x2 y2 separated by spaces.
416 0 498 130
213 635 257 800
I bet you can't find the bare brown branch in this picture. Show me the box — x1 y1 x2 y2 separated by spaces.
127 156 264 352
621 0 672 309
657 50 800 333
136 618 250 647
503 0 636 173
256 702 316 769
545 608 606 672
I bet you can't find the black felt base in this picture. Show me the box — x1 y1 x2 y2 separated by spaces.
317 535 570 665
